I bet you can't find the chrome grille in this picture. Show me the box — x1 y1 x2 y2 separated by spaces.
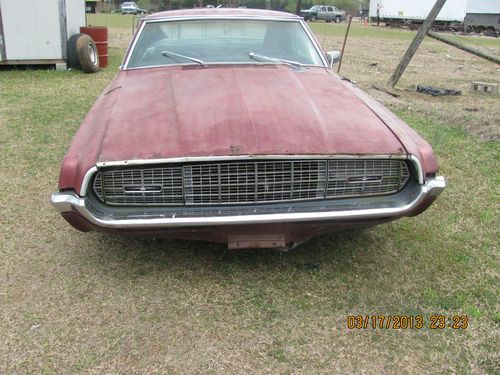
326 159 409 198
94 167 184 205
184 161 327 204
92 159 410 206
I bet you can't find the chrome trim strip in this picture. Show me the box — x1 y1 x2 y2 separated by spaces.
80 166 98 196
121 20 145 69
408 155 424 184
299 19 329 66
52 176 446 228
96 154 408 168
123 16 328 70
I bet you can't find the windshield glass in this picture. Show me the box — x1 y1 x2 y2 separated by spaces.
127 19 324 69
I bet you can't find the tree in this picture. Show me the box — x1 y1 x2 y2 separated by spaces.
332 0 359 14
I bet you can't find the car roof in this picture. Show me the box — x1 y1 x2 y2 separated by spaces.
144 8 301 20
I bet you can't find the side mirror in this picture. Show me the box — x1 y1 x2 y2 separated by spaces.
326 51 341 67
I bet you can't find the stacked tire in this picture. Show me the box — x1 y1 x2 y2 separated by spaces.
67 33 99 73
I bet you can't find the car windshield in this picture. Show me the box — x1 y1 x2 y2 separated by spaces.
309 5 321 10
127 19 324 69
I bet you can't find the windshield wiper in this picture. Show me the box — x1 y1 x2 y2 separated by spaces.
248 52 305 70
162 50 206 67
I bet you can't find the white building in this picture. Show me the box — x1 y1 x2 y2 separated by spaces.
0 0 86 69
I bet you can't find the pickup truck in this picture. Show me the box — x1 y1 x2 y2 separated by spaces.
121 2 147 15
301 5 346 22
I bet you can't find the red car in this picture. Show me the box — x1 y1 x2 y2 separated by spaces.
51 9 445 250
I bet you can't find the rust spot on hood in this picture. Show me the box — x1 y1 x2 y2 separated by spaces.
230 144 243 154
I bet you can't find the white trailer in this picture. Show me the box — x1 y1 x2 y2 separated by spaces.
369 0 468 23
465 0 500 32
0 0 86 69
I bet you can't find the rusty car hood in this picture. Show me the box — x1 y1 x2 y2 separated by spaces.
59 65 423 192
96 65 405 162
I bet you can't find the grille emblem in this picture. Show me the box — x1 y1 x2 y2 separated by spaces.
124 185 163 193
347 176 382 183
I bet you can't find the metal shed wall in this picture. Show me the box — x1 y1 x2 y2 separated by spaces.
0 0 85 63
66 0 86 38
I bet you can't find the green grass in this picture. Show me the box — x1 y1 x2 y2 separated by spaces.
447 33 500 48
309 20 500 47
309 21 417 40
87 13 141 29
0 18 499 374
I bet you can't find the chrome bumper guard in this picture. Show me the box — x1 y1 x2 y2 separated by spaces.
51 176 445 228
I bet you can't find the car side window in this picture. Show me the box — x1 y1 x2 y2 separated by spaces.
327 7 333 12
319 7 326 12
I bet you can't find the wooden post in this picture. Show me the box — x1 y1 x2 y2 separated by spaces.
428 31 500 65
376 2 380 27
387 0 447 88
337 15 353 74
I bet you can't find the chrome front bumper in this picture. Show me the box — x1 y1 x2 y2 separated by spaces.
51 176 445 229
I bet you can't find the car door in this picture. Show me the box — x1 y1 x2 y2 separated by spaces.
318 6 328 20
327 7 334 21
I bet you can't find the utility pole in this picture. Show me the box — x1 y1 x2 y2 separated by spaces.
387 0 447 88
295 0 302 16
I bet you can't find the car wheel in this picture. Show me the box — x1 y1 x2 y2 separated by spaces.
75 34 99 73
311 15 317 22
67 33 84 69
336 16 341 23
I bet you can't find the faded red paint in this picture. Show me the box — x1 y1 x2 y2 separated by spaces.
59 65 438 192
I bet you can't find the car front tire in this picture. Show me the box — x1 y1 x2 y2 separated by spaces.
76 34 99 73
68 33 85 69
